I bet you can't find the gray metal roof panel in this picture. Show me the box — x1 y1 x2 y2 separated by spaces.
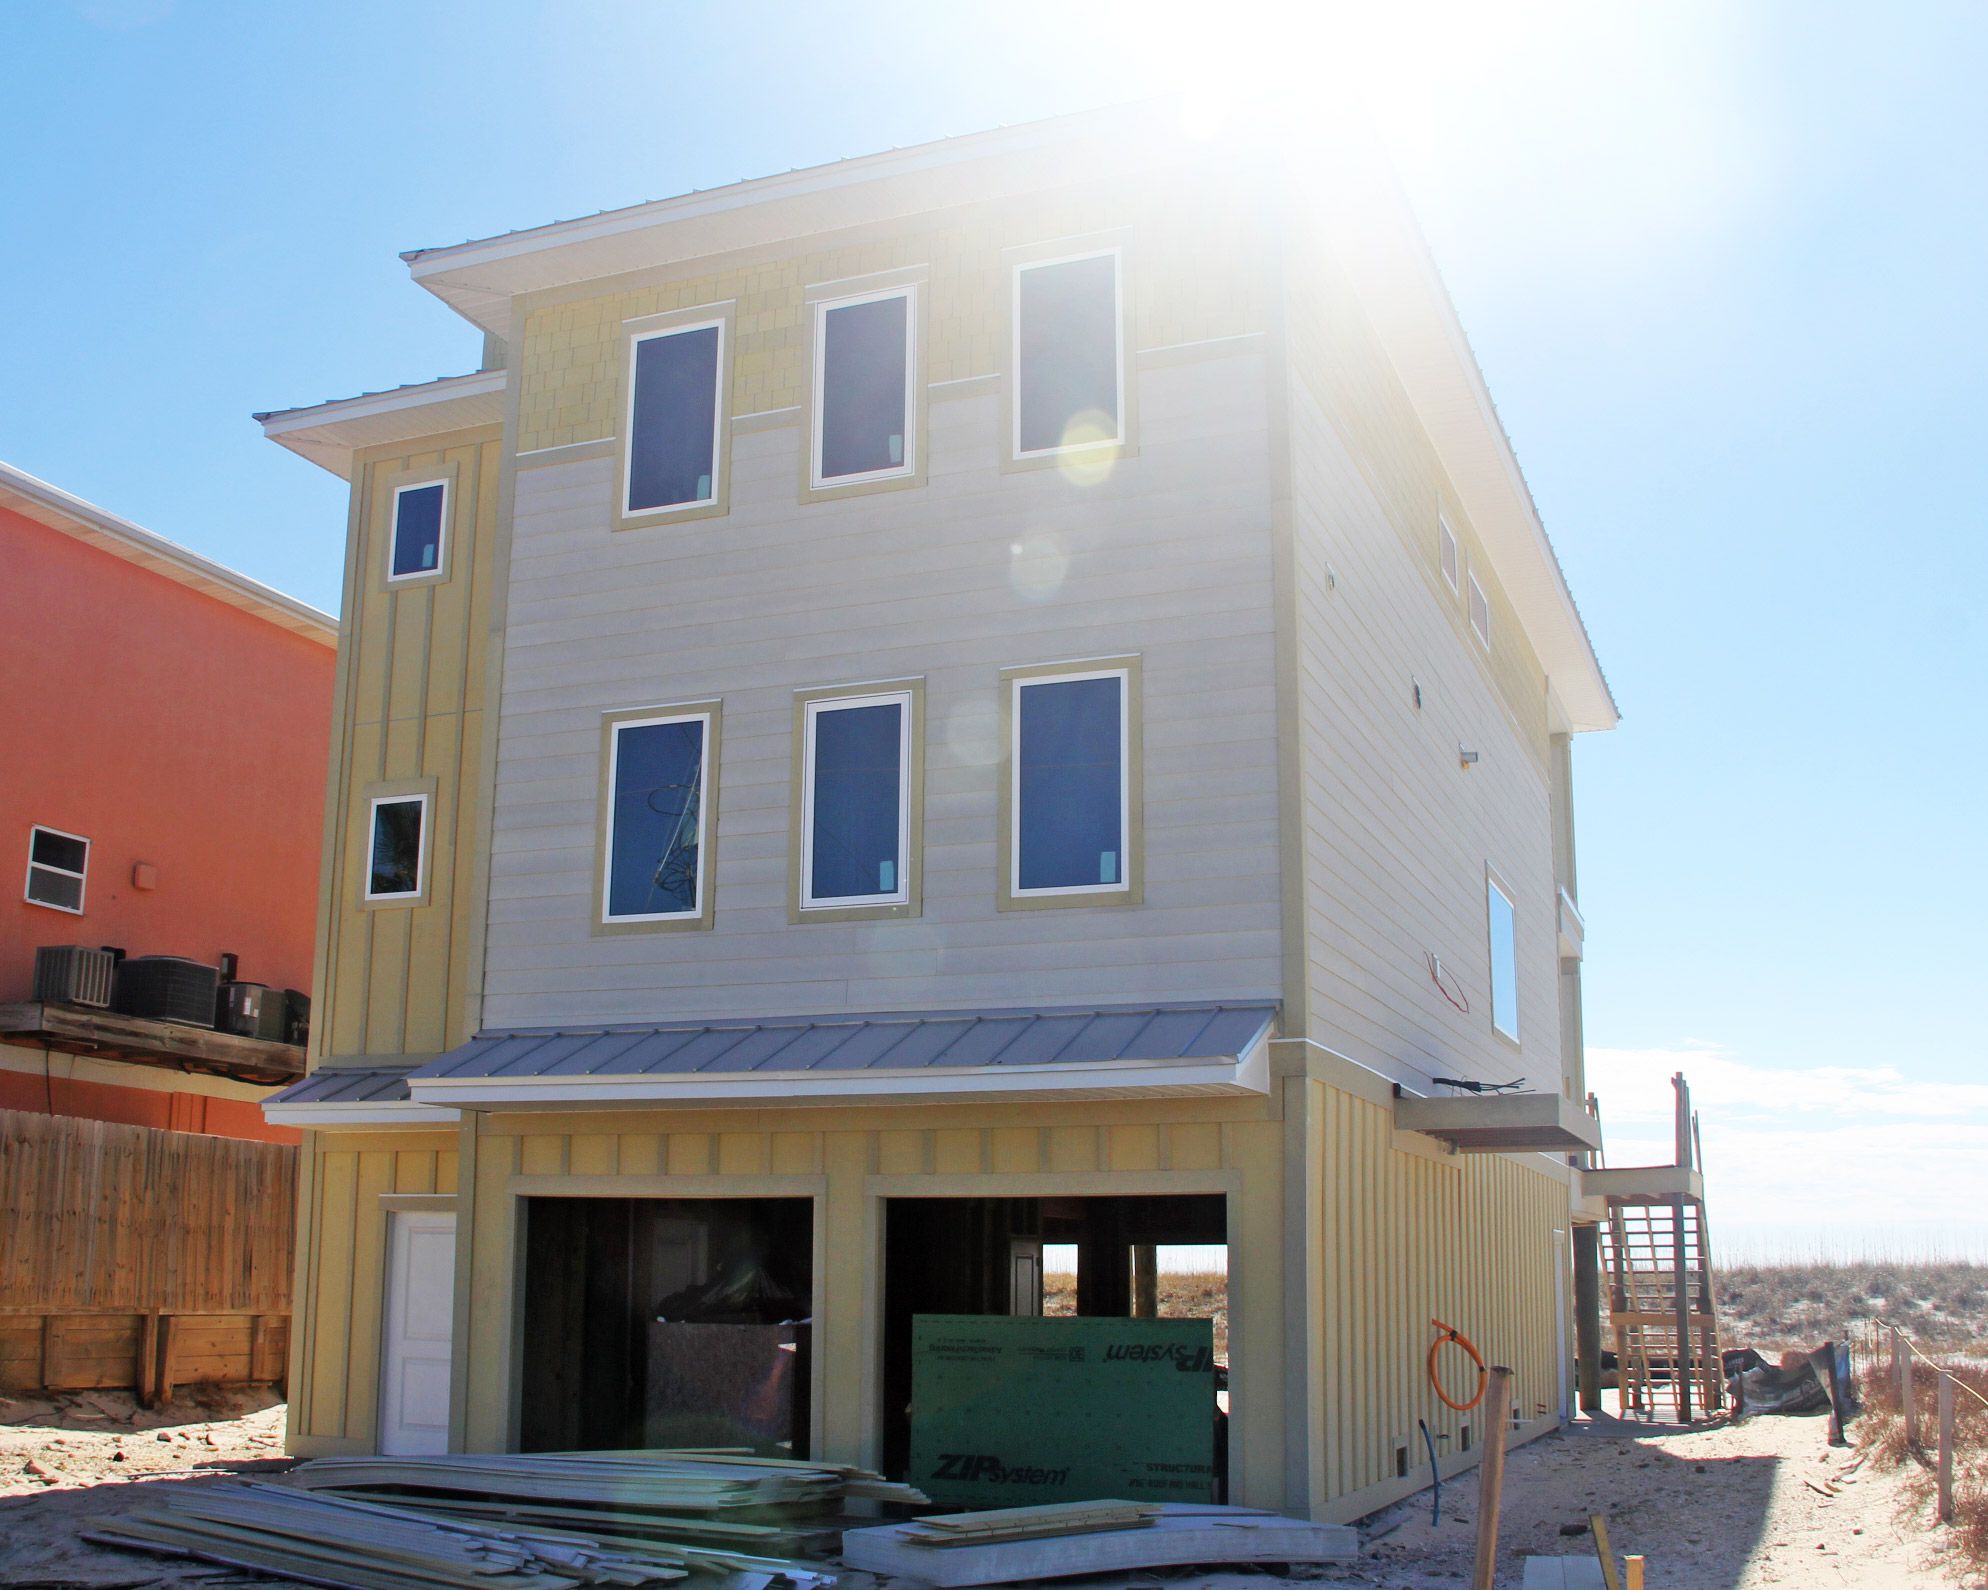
409 1002 1278 1085
265 1066 415 1108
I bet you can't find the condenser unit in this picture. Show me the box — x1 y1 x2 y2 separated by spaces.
282 988 311 1048
113 956 219 1027
216 981 288 1042
32 945 115 1009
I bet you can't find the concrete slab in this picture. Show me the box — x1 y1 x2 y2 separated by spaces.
1521 1558 1608 1588
841 1506 1359 1586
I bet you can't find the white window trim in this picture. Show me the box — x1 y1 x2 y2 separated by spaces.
1009 666 1132 899
1010 247 1126 461
1486 874 1520 1043
24 823 88 915
799 690 913 911
385 478 451 585
602 709 712 924
1438 515 1459 594
1467 569 1492 649
363 794 430 904
810 286 917 490
621 318 727 519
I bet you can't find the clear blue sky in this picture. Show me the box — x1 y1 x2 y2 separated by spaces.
6 1 1983 1254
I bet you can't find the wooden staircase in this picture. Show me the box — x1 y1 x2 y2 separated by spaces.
1598 1073 1726 1420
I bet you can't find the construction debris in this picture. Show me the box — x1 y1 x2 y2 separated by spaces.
841 1500 1358 1586
90 1449 926 1590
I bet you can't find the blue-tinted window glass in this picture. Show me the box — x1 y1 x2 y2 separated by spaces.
1017 676 1123 892
1488 881 1519 1040
369 799 424 897
607 719 706 918
819 296 909 480
391 484 445 577
809 701 903 903
627 326 720 512
1017 254 1119 454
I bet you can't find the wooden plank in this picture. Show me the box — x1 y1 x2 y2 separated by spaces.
137 1312 161 1407
1938 1372 1956 1523
0 1003 303 1081
1471 1367 1513 1590
157 1314 178 1403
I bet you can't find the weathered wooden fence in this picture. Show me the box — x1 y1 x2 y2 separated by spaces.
0 1107 295 1400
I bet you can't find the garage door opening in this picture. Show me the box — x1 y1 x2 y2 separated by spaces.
519 1196 812 1455
881 1193 1228 1492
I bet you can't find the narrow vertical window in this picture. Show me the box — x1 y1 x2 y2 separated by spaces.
1468 571 1492 648
25 825 88 913
1439 517 1459 592
1013 251 1123 457
1011 668 1131 898
365 796 428 903
603 711 712 924
625 321 724 515
814 290 913 486
1487 875 1519 1041
801 692 911 909
389 481 448 581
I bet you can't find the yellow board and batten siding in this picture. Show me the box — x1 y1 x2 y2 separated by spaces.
315 429 503 1066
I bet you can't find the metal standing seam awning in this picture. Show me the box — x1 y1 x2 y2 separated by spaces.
263 1064 453 1127
396 1001 1280 1111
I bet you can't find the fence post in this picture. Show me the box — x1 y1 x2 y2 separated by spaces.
1939 1371 1956 1525
1470 1366 1514 1590
1893 1329 1918 1448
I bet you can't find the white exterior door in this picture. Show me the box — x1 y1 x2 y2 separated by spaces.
379 1210 456 1455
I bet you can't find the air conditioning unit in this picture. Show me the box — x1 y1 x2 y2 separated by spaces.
33 945 115 1009
216 981 288 1042
113 956 219 1028
281 989 311 1048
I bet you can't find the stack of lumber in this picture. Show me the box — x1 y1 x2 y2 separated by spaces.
893 1500 1162 1546
843 1501 1360 1587
90 1450 926 1590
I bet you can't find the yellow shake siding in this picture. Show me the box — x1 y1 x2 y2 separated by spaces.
515 181 1272 454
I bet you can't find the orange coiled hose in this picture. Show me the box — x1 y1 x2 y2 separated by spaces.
1428 1317 1487 1411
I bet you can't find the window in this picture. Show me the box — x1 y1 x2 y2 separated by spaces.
25 825 88 913
800 690 912 910
602 709 713 926
813 289 914 486
1487 875 1519 1042
388 480 448 581
624 320 724 516
1468 571 1492 648
1013 250 1123 457
1439 517 1459 592
365 796 428 903
1006 663 1138 904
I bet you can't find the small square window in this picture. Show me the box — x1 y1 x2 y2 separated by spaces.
1439 517 1459 592
814 290 914 487
801 691 912 910
602 711 712 924
25 825 88 913
388 480 448 581
1487 875 1519 1042
1468 571 1492 649
1013 251 1123 458
1010 667 1133 900
365 796 428 903
625 321 724 515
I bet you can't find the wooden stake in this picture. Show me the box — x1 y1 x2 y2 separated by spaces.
1939 1371 1956 1524
1624 1555 1646 1590
1895 1330 1919 1448
1590 1514 1624 1590
1470 1366 1513 1590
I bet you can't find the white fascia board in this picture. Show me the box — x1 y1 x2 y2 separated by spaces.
407 1048 1269 1112
400 102 1178 340
257 370 508 481
262 1102 462 1128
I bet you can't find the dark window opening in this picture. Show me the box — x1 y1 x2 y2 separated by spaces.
1016 673 1124 892
1016 253 1119 454
606 716 706 920
391 482 446 578
806 697 905 905
818 294 909 480
367 798 424 899
519 1196 813 1456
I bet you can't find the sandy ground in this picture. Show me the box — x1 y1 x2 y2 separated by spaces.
0 1393 1964 1590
